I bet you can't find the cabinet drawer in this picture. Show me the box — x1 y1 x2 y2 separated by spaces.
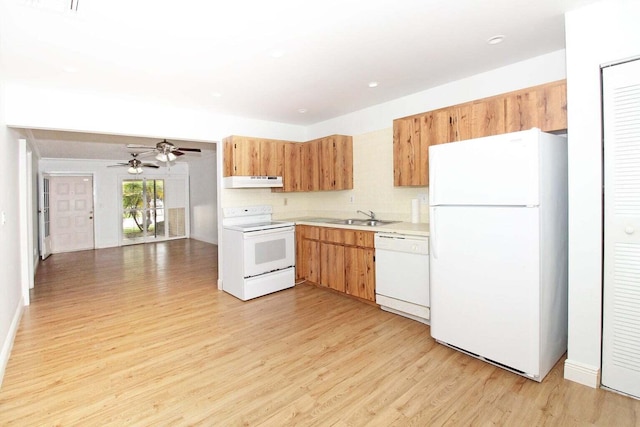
319 228 375 248
298 225 320 240
320 228 345 244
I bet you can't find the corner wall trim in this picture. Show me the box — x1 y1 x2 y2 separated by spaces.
564 359 601 388
0 297 25 388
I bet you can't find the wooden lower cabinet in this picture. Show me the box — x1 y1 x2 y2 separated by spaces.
296 225 320 282
320 242 345 292
296 225 375 302
344 246 375 301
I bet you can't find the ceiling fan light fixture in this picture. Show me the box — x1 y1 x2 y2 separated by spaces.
156 152 177 162
128 166 143 174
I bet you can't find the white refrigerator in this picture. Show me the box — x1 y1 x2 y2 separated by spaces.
428 128 568 382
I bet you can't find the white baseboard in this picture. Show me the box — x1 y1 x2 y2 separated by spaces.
564 358 601 388
0 297 25 388
190 234 218 245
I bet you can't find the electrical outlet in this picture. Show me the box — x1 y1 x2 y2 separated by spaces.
283 198 288 206
349 195 355 204
417 193 428 204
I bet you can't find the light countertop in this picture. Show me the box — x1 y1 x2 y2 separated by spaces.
283 216 429 237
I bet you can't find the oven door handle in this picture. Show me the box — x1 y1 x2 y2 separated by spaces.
243 226 295 237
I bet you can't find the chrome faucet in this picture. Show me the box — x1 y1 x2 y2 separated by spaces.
357 210 376 220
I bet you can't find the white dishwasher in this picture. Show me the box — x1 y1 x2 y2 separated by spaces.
375 233 430 324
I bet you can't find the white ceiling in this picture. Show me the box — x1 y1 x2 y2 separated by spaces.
2 0 597 160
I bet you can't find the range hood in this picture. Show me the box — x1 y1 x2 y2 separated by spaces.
223 176 283 188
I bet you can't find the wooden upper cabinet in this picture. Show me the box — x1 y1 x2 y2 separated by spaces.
393 115 424 186
314 135 353 191
393 80 567 187
301 140 320 191
505 80 567 133
222 136 284 177
334 135 353 190
470 97 506 138
281 142 302 192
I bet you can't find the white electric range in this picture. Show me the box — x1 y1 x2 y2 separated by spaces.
221 205 295 301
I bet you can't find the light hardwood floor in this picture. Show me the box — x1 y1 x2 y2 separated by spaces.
1 239 638 426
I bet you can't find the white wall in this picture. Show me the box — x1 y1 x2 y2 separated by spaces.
0 79 25 386
563 0 640 388
307 50 567 138
39 159 189 249
4 84 307 145
221 50 568 221
189 150 219 244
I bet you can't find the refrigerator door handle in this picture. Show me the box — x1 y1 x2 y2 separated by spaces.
430 207 438 260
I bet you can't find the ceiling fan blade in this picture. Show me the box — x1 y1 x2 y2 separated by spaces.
173 151 185 157
107 163 128 167
175 147 201 152
127 144 156 149
142 163 160 168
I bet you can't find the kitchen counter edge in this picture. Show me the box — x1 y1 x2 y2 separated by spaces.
285 217 429 237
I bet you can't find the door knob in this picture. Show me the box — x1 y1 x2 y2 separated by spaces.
625 226 635 235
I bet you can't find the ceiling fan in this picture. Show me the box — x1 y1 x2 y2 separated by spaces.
126 139 202 162
108 153 160 174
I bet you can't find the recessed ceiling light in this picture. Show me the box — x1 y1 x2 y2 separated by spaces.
63 66 78 73
270 49 285 59
298 108 308 114
210 92 222 98
487 35 505 45
368 81 379 88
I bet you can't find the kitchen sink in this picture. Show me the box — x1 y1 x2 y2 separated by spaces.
330 218 399 226
332 218 365 225
359 220 399 226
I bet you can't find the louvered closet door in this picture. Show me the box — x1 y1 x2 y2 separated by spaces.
602 58 640 398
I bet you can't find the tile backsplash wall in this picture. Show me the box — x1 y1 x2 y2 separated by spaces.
220 128 429 223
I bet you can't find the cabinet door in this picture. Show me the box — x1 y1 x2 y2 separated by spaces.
540 81 567 132
318 136 336 190
332 135 353 190
301 239 320 284
232 137 261 176
505 81 567 133
320 242 345 292
471 98 506 138
282 143 302 192
301 141 320 191
393 116 424 186
344 247 375 301
261 140 284 177
452 104 472 142
295 225 307 280
223 138 234 177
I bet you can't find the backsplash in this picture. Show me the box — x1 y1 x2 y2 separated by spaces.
220 128 429 223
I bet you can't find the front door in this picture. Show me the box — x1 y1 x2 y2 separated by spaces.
40 174 52 259
49 175 95 253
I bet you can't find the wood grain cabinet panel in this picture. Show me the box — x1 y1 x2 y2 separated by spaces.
314 135 353 191
223 136 286 177
393 80 567 187
344 246 376 301
296 226 376 302
320 242 345 292
505 80 568 133
301 141 320 191
393 116 424 186
470 98 506 138
281 142 302 192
